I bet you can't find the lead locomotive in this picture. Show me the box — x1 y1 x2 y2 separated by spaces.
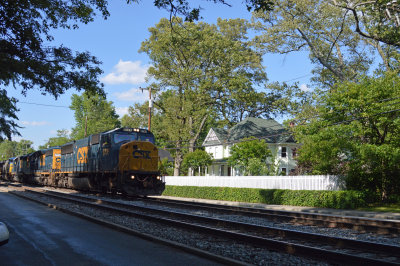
0 128 165 196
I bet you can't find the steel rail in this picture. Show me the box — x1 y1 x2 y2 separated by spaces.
143 197 400 235
7 188 248 266
19 188 400 265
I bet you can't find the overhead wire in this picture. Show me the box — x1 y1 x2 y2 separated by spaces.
14 94 400 150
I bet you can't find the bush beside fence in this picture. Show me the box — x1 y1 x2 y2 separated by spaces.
163 186 367 209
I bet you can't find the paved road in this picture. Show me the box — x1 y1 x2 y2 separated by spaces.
0 191 221 266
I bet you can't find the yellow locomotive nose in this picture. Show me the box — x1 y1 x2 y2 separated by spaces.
118 141 159 173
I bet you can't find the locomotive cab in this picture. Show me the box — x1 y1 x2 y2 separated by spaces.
101 128 165 196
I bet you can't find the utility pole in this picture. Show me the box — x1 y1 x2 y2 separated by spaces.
148 87 152 131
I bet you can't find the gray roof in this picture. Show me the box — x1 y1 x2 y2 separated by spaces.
159 149 174 162
203 117 295 146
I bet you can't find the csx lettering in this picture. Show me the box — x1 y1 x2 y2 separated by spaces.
133 150 151 159
77 147 88 164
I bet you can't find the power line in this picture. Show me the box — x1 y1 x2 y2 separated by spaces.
18 101 69 109
282 73 313 83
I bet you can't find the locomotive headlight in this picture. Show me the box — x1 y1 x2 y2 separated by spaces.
131 175 135 180
156 176 161 180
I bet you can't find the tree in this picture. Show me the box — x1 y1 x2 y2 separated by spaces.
0 90 19 140
121 103 149 129
159 158 174 176
252 0 375 89
39 129 71 149
293 72 400 200
128 0 273 21
0 1 108 138
70 92 121 140
182 149 213 176
0 139 35 160
331 0 400 47
228 137 271 176
140 17 272 175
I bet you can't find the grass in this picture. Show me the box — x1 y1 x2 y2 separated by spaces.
357 203 400 213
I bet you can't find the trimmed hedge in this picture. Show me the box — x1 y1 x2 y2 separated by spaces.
163 186 367 209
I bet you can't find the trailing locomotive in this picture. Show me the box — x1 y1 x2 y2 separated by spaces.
0 128 165 196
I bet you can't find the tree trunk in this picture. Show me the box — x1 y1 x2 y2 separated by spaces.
188 114 208 152
174 149 183 176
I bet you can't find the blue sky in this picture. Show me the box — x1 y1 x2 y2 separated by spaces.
9 1 312 149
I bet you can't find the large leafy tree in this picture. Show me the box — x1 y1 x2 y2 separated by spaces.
0 139 35 160
331 0 400 47
70 92 121 140
0 1 108 139
140 17 272 175
293 72 400 200
39 129 71 149
228 137 272 176
252 0 374 89
252 0 400 91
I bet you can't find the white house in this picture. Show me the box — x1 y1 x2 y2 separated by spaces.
202 117 300 176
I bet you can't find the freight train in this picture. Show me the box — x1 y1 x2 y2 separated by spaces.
0 128 165 196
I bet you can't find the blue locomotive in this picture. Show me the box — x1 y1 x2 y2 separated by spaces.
1 128 165 196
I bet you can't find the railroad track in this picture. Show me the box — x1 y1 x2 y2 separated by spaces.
8 186 400 265
142 196 400 235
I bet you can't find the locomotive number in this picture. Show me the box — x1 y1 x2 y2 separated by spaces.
133 150 151 159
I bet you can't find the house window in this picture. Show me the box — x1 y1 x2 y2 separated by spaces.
281 147 287 158
281 168 287 175
292 148 297 158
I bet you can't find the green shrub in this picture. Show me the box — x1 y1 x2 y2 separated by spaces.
163 186 367 209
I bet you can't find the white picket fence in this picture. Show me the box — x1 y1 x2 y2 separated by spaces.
165 175 342 191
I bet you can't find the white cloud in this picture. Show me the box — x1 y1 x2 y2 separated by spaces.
114 88 148 102
116 107 129 117
300 84 311 92
21 121 49 126
101 60 149 85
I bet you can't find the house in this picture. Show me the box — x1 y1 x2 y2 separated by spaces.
202 117 299 176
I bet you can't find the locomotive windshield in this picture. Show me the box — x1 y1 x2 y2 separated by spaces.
113 132 155 144
114 133 138 144
138 133 155 143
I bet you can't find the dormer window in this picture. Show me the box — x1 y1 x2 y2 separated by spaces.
281 147 287 158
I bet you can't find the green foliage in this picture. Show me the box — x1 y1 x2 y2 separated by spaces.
182 149 213 175
140 17 270 175
228 137 271 176
127 0 273 21
0 1 108 138
252 0 372 89
183 150 213 169
332 0 400 47
159 158 174 176
70 92 121 140
0 139 35 160
252 0 400 91
39 129 71 149
294 72 400 200
121 103 149 129
163 186 367 209
0 90 19 140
